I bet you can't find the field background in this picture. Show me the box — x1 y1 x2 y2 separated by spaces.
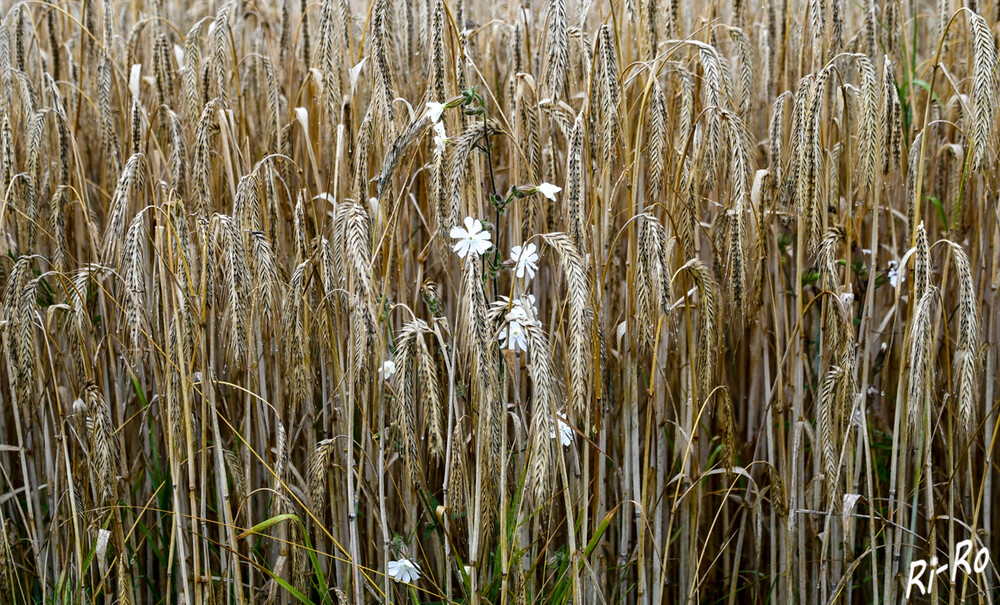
0 0 999 603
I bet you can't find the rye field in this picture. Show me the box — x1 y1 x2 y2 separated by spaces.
0 0 999 603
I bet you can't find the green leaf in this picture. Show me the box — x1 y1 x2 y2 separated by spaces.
926 195 948 230
237 514 331 604
582 504 619 560
910 79 942 105
236 513 299 540
264 572 315 604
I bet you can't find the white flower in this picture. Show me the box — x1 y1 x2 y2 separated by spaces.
379 360 397 381
449 217 492 258
432 121 448 154
499 319 528 353
550 413 573 446
387 558 422 584
510 243 539 280
506 306 529 321
887 260 900 288
497 294 538 321
518 294 537 314
425 101 446 123
535 182 562 201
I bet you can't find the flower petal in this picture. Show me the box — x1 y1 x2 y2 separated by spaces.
472 239 492 256
537 182 562 200
425 101 445 123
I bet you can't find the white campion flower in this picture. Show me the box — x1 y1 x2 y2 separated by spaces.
387 558 422 584
497 294 538 321
506 306 528 321
534 182 562 201
499 318 528 353
449 217 492 258
887 260 900 288
510 243 539 280
550 413 573 446
518 294 537 315
425 101 446 123
432 121 447 154
379 360 397 381
504 304 528 321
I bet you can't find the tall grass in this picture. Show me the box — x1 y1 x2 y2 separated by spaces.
0 0 998 603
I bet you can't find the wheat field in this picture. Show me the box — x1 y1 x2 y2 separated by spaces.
1 0 999 603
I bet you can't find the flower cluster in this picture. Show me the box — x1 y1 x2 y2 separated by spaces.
448 218 541 282
447 213 547 355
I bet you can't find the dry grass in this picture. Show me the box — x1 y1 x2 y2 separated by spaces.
1 0 999 603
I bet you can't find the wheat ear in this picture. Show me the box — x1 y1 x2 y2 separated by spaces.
544 0 569 100
392 321 423 485
907 288 937 432
542 233 591 417
950 244 981 433
969 11 995 172
523 317 558 505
